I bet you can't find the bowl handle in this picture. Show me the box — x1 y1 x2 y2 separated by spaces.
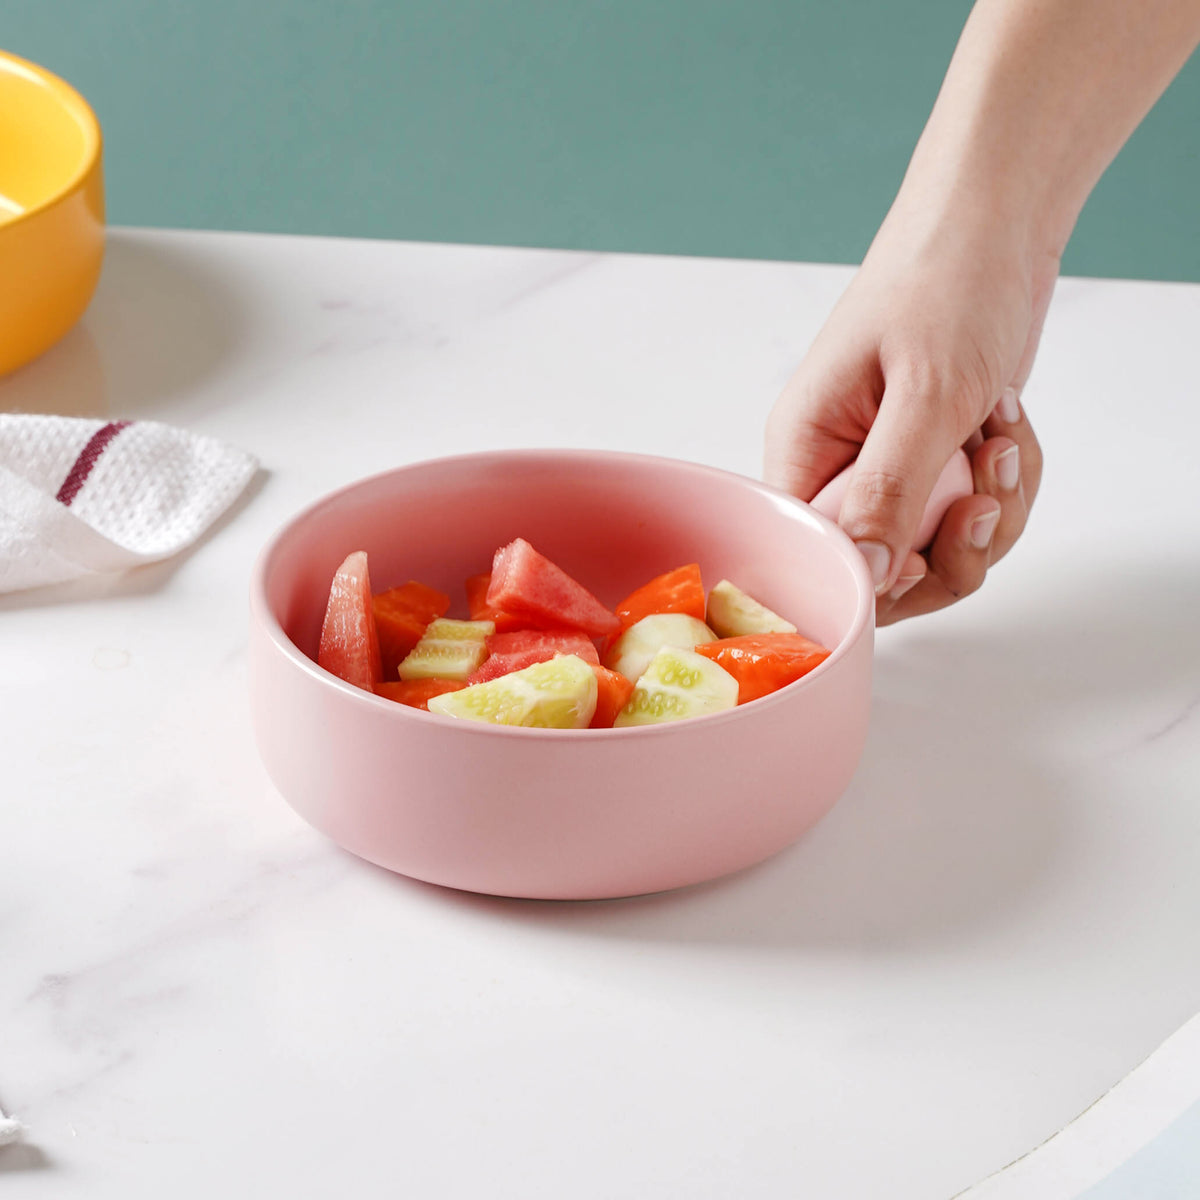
809 448 974 551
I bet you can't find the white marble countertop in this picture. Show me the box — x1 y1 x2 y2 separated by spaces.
2 229 1198 1199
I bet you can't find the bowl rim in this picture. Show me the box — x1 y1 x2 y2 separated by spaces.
0 50 103 227
249 447 875 740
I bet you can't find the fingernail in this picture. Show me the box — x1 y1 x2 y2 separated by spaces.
855 540 892 594
995 445 1020 491
970 510 1000 549
888 574 923 602
996 386 1020 424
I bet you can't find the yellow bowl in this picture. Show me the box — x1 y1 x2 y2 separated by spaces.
0 51 104 377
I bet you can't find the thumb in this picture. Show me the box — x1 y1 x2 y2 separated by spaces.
837 382 963 594
765 341 882 502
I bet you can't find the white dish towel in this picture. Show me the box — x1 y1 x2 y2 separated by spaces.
0 415 257 594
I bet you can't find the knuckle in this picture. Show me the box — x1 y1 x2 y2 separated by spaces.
887 357 951 417
886 347 996 419
853 467 911 506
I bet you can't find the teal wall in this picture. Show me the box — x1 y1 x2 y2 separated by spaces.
7 2 1199 280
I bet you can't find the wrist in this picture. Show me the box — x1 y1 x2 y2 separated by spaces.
889 0 1200 275
891 105 1081 273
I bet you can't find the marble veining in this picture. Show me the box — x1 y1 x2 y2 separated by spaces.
1143 690 1200 744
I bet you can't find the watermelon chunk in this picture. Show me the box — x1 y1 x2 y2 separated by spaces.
486 629 601 662
465 572 527 634
317 551 382 691
468 630 600 686
486 539 619 638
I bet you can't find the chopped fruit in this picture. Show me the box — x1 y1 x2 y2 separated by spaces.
612 564 705 634
372 581 451 677
589 664 634 729
317 551 382 690
375 679 467 710
485 629 600 662
706 579 797 638
398 618 494 681
313 535 836 729
428 654 598 728
604 612 717 682
487 538 620 638
694 632 831 704
613 646 738 728
465 571 527 633
468 630 600 685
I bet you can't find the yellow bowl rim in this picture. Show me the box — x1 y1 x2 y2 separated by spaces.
0 48 103 227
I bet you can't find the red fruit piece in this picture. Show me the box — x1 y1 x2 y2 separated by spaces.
468 630 600 685
613 564 705 633
376 679 467 711
486 539 620 638
465 572 528 633
373 581 451 678
317 551 382 691
488 629 600 662
589 664 634 729
693 633 831 705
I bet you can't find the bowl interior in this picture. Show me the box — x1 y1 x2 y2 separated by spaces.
264 451 869 672
0 55 99 223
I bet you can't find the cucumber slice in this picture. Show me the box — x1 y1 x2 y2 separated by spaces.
428 653 598 728
604 613 717 682
614 646 739 727
706 579 797 638
398 618 495 681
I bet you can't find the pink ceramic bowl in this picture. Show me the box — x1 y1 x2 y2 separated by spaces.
249 449 874 900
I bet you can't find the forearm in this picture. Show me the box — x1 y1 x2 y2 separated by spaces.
900 0 1200 256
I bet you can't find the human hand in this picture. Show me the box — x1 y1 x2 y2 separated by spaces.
764 192 1051 624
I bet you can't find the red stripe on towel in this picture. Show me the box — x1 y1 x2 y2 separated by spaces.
56 421 132 507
